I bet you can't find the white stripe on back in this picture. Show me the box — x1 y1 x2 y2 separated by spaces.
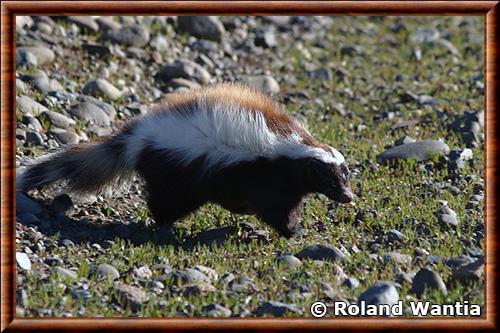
123 101 345 169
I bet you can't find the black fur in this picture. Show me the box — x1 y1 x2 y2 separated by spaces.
135 146 352 238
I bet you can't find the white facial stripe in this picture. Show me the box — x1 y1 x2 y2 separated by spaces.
330 147 345 165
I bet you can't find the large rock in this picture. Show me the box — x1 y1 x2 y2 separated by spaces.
377 140 449 162
255 301 303 316
177 16 225 42
21 69 50 93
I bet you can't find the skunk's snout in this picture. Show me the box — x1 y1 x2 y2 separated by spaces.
337 189 353 203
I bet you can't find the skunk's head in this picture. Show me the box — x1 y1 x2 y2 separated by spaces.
308 148 353 203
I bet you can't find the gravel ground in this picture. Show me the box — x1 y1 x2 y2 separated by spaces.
15 15 484 318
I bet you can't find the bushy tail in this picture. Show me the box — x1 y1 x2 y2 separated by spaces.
16 136 133 195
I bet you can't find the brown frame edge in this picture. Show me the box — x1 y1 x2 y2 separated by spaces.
1 1 498 332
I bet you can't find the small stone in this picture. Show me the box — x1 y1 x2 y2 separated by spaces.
358 281 399 306
451 257 484 284
25 131 44 146
114 284 148 311
202 303 232 317
394 135 416 146
66 16 99 32
82 79 122 101
411 268 447 297
16 95 49 116
194 265 218 282
377 140 449 162
16 192 42 215
71 288 91 301
21 69 50 93
53 130 80 145
156 59 211 85
387 229 405 242
296 244 346 262
445 255 475 269
255 29 277 48
133 265 153 280
53 267 77 280
177 16 225 42
77 95 116 118
96 16 122 31
437 205 458 228
382 252 412 265
246 75 280 95
82 43 112 57
17 45 55 65
16 252 31 271
95 264 120 280
70 102 111 126
343 277 360 289
102 25 150 47
182 282 216 296
255 301 303 317
39 111 75 129
174 268 210 285
276 255 302 269
395 272 416 285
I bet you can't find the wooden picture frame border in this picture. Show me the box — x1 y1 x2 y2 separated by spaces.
1 1 498 331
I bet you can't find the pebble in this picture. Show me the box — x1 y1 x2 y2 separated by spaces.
53 267 77 279
436 204 459 228
295 244 346 262
411 268 447 297
387 229 405 242
451 256 484 284
16 192 42 215
156 60 211 85
53 130 80 145
102 25 150 47
21 69 50 93
77 95 116 118
201 303 232 317
16 252 32 271
82 79 122 101
26 131 43 146
394 135 416 146
66 16 99 33
17 45 55 65
358 281 399 306
382 252 412 265
246 75 280 94
343 277 360 289
70 102 111 126
445 255 475 269
276 254 302 269
174 268 211 285
114 283 148 311
177 16 225 42
39 111 75 129
194 265 218 282
377 140 449 162
96 16 122 31
16 95 49 116
255 301 303 316
71 288 91 301
133 265 153 280
95 263 120 280
255 29 277 48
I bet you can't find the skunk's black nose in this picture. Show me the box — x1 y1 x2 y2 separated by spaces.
338 189 353 203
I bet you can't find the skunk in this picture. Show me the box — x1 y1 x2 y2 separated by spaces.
17 83 353 238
